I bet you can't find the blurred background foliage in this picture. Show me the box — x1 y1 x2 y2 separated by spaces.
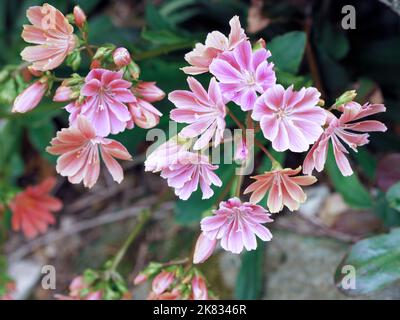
0 0 399 299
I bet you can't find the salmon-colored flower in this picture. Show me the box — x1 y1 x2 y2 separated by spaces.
200 197 273 254
191 275 208 300
252 85 326 152
210 41 276 111
303 102 387 176
46 116 132 188
78 69 135 137
169 77 226 150
182 16 247 75
12 80 47 113
9 177 62 239
244 166 317 213
21 4 77 71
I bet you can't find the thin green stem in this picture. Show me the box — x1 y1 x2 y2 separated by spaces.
109 209 151 272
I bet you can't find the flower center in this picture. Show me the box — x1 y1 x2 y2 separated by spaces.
243 71 256 87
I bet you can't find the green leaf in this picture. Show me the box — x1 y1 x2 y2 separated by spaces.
27 120 56 163
141 30 189 45
335 228 400 296
374 191 400 227
268 31 306 74
386 182 400 212
352 148 377 181
235 242 265 299
175 163 235 225
326 146 372 209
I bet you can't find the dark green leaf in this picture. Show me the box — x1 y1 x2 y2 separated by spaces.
235 242 265 299
386 182 400 212
326 146 372 209
268 31 306 74
335 228 400 296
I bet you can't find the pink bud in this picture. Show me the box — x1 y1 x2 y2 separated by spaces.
12 80 47 113
69 276 85 297
73 6 86 28
152 271 174 295
193 233 217 264
128 99 162 129
133 273 148 285
86 291 102 300
135 82 165 102
53 84 73 102
27 66 43 77
234 138 249 162
113 47 131 68
192 275 208 300
90 59 101 69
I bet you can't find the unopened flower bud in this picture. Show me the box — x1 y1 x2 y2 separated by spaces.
113 47 132 68
73 6 86 28
133 273 148 285
333 90 357 108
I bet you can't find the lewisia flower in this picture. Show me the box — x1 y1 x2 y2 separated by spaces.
252 85 326 152
144 138 189 173
12 80 48 113
244 166 317 213
46 116 132 188
209 40 276 111
200 197 273 254
169 77 226 150
182 15 246 75
303 102 387 176
78 69 135 137
160 152 222 200
21 4 77 71
55 276 102 300
127 81 164 129
9 177 62 239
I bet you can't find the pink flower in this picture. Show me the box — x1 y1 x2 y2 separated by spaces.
46 116 132 188
244 166 317 213
152 271 175 295
169 77 226 150
160 152 222 200
144 138 189 173
9 177 62 239
148 289 181 300
191 275 208 300
135 81 165 102
73 6 86 28
12 80 47 113
21 4 77 71
65 101 82 124
78 69 135 137
182 15 247 75
193 232 217 264
209 40 276 111
252 85 326 152
200 197 273 254
113 47 131 68
303 102 387 176
127 82 164 129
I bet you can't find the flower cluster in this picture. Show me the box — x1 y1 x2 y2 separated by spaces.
134 262 211 300
12 3 165 189
144 15 387 264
